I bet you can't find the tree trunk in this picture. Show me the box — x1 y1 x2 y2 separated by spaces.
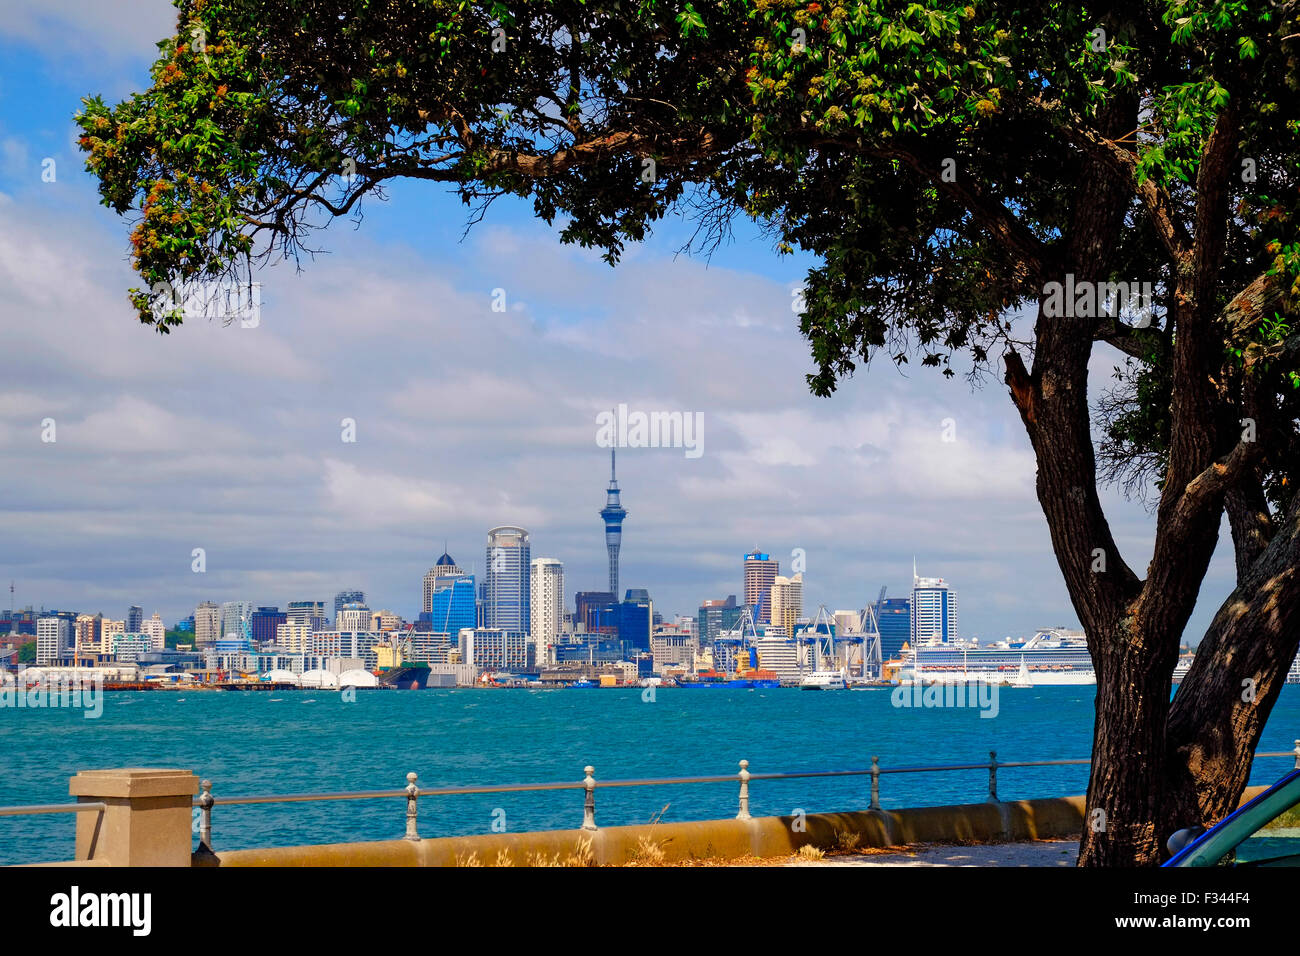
1078 619 1178 865
1162 494 1300 833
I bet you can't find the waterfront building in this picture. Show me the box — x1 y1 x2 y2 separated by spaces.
371 609 403 632
697 596 742 645
650 631 696 674
462 627 531 672
309 629 385 669
333 590 366 624
422 551 464 613
112 633 151 664
286 601 326 630
35 615 72 666
484 527 530 632
753 635 802 683
743 551 779 624
250 607 286 645
336 602 372 632
911 569 957 646
407 630 460 664
220 601 253 641
142 612 166 651
100 619 124 655
770 573 803 638
530 558 564 668
126 605 143 632
599 450 628 598
194 601 221 648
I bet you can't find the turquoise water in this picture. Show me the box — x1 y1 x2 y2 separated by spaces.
2 685 1298 865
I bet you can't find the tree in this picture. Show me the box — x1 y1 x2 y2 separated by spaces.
77 0 1300 865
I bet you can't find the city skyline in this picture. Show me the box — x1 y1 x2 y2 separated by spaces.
0 2 1242 648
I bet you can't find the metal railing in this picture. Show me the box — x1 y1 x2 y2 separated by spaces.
180 740 1300 851
3 742 1296 853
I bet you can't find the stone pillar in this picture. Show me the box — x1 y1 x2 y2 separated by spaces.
69 768 199 866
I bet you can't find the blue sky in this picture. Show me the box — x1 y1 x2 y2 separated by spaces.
0 0 1239 644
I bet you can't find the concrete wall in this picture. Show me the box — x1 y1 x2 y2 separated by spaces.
202 794 1091 867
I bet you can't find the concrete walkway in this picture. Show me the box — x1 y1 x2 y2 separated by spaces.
785 839 1080 867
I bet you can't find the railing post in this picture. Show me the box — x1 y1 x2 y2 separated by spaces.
736 760 751 820
988 750 998 802
404 772 420 841
68 768 199 866
869 756 881 810
197 779 214 850
1294 739 1300 771
581 765 597 831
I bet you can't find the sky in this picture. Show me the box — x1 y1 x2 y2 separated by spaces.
0 0 1239 643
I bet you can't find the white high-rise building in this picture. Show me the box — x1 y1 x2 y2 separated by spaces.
36 616 72 666
770 573 803 637
911 564 957 645
530 558 564 668
337 602 372 632
276 622 311 653
141 612 166 651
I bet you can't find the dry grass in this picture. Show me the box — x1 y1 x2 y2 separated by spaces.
797 844 826 860
493 848 514 867
563 836 595 867
627 833 668 866
454 851 482 867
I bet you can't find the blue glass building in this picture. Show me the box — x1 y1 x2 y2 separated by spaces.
428 575 477 638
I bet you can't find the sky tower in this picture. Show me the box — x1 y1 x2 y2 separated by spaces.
600 449 627 599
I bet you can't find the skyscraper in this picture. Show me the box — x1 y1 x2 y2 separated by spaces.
126 605 143 632
484 526 530 632
911 566 957 645
194 601 221 648
286 601 325 630
530 558 564 667
423 550 464 613
770 573 803 636
334 590 365 625
743 551 779 624
599 450 627 599
220 601 253 641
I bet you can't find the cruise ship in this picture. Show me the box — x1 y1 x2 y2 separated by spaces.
898 628 1096 685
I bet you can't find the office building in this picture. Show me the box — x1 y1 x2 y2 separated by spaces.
697 596 742 645
484 526 530 632
575 591 616 634
333 590 366 624
286 601 326 630
142 612 166 651
912 570 957 645
36 615 72 666
250 607 286 645
743 551 779 624
871 597 912 661
220 601 253 640
126 605 143 632
336 602 372 632
100 619 124 655
530 558 564 668
194 602 221 648
770 573 803 637
462 627 531 672
427 575 477 638
423 551 464 613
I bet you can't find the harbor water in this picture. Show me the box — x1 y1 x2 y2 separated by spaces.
2 684 1298 865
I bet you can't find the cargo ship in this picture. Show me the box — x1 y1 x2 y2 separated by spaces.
376 662 433 690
